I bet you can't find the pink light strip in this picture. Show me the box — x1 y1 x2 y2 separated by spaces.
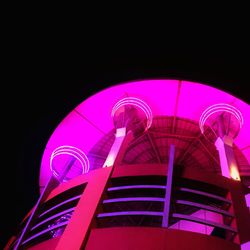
112 101 151 128
200 105 242 126
200 103 244 128
201 109 241 133
200 107 243 131
112 99 152 126
201 105 242 124
111 97 153 130
199 103 244 133
50 145 89 178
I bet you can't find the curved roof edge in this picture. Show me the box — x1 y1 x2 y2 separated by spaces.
39 79 250 190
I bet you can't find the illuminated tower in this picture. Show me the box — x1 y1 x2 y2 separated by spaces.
5 80 250 250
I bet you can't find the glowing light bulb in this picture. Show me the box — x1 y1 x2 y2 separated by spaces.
230 165 241 181
104 155 115 167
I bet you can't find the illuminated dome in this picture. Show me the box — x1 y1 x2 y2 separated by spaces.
6 79 250 250
40 79 250 190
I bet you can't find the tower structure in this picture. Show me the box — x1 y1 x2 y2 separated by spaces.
5 80 250 250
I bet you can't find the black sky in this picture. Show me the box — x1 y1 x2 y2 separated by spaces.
2 40 250 247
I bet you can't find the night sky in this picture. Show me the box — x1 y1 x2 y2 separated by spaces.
2 42 250 247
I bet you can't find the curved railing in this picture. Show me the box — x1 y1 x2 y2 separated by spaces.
9 183 86 249
96 175 237 242
8 168 241 249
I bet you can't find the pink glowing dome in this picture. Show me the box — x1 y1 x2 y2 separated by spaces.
39 80 250 192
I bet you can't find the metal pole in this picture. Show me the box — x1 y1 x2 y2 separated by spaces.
162 144 175 228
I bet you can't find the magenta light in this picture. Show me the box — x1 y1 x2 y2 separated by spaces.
201 105 243 126
111 97 153 130
40 80 250 191
199 103 244 134
50 145 90 178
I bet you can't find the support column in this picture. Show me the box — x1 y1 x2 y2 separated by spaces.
162 144 175 228
102 128 127 168
15 146 89 249
199 103 243 181
104 96 153 168
14 176 59 250
55 167 113 250
215 135 240 181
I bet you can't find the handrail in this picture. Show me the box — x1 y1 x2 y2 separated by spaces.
21 221 68 246
178 187 231 204
175 200 234 217
172 213 237 233
108 185 166 191
97 211 163 218
39 195 81 218
31 208 74 231
103 197 164 203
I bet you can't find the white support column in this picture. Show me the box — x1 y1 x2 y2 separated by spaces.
215 136 240 181
215 137 231 178
107 96 153 168
200 103 243 181
103 128 127 168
